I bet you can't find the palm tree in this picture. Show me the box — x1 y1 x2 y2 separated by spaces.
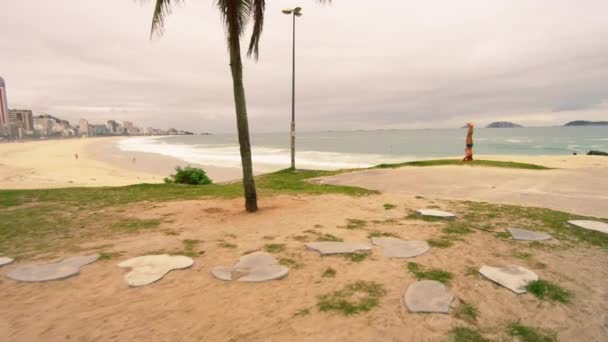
148 0 328 213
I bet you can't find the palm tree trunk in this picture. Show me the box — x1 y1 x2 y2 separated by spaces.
229 38 258 212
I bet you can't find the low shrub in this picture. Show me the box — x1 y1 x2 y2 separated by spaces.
164 166 212 185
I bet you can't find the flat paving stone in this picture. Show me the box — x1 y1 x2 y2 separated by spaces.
211 251 288 282
404 280 454 313
568 220 608 234
371 237 430 258
118 254 193 287
507 228 552 241
306 242 372 255
416 209 455 218
0 257 14 267
7 254 99 282
479 265 538 294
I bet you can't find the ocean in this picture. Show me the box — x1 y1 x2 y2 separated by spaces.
118 127 608 172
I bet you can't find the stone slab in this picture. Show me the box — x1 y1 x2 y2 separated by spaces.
568 220 608 234
416 209 455 218
118 255 193 287
306 242 372 255
211 251 288 282
479 265 538 294
507 228 552 241
404 280 454 313
371 237 430 258
0 257 14 267
7 254 99 282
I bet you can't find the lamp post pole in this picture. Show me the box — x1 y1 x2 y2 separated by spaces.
283 7 302 170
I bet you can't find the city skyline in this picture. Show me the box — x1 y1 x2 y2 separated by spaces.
1 0 607 133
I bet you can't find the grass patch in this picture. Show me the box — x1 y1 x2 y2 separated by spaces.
322 267 336 278
451 200 608 249
407 262 453 285
376 159 550 170
428 238 454 248
264 243 286 253
525 280 573 304
464 266 479 276
383 203 396 210
343 219 368 230
367 231 399 239
317 281 387 315
506 323 557 342
111 218 161 233
513 251 534 260
98 251 123 261
453 302 479 323
344 252 370 263
293 308 310 317
218 241 237 249
291 235 310 242
279 257 303 269
316 234 343 242
443 222 474 235
448 327 491 342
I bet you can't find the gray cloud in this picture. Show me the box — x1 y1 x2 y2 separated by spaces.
1 0 607 133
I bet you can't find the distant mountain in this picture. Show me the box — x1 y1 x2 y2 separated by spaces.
563 120 608 127
486 122 524 128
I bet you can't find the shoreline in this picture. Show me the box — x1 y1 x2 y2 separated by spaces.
0 137 606 189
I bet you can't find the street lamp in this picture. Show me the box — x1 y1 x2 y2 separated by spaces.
282 7 302 170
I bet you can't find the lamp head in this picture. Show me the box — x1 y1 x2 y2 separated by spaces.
282 9 292 14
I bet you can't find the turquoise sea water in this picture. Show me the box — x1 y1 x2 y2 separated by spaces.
119 127 608 172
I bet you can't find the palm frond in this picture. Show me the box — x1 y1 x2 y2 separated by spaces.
246 0 265 59
149 0 182 39
217 0 252 53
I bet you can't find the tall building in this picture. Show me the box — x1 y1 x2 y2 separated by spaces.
78 119 90 136
0 77 8 128
107 120 120 134
8 109 34 132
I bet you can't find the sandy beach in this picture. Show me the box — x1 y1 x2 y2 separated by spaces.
0 137 242 189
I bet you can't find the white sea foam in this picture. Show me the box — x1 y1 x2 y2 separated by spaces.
118 137 407 172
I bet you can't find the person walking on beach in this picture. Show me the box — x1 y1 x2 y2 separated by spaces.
463 123 474 161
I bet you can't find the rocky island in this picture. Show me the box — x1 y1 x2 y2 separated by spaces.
564 121 608 126
486 122 524 128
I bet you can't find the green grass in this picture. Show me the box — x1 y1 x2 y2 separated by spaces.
525 280 573 304
375 159 550 170
452 201 608 249
453 302 479 323
317 281 387 315
279 257 303 269
464 266 479 277
407 262 453 285
293 308 311 317
506 323 557 342
111 218 161 233
442 222 474 235
322 267 336 278
513 251 534 260
344 252 370 263
343 219 368 230
383 203 397 210
448 327 491 342
98 251 123 261
218 241 237 249
315 234 343 242
264 243 286 253
367 231 399 239
428 238 454 248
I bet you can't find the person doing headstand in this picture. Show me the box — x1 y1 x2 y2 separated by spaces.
463 123 474 161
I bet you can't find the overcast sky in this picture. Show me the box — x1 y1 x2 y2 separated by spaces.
1 0 607 133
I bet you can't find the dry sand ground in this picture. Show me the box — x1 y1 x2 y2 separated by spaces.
320 155 608 218
1 194 607 341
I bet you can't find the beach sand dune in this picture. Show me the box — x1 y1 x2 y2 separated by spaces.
321 156 608 218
